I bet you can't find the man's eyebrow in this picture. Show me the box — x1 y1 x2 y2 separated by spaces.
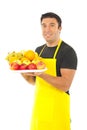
41 22 55 25
50 23 55 25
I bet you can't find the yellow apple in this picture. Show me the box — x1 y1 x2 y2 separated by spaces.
36 61 46 69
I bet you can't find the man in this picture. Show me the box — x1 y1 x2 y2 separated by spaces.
22 12 78 130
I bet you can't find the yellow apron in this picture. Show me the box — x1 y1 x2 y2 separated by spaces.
30 39 70 130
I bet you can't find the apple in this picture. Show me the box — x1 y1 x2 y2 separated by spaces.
36 61 46 69
22 60 30 65
10 62 20 70
27 63 37 70
19 63 27 70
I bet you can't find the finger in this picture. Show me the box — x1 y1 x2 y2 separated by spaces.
22 72 34 76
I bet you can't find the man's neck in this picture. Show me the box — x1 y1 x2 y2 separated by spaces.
46 38 60 47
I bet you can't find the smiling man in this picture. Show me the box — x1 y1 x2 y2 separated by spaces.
21 12 78 130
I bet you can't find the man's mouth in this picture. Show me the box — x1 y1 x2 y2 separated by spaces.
45 34 52 38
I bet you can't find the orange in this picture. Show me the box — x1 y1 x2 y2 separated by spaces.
24 50 35 61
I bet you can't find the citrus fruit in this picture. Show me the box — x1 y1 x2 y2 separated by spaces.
24 50 35 61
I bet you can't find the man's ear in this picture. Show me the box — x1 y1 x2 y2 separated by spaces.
58 26 62 31
58 26 62 33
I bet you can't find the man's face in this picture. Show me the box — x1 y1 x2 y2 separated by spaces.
41 18 61 43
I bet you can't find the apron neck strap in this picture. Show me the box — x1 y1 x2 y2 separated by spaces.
53 39 62 58
39 44 47 57
39 39 62 58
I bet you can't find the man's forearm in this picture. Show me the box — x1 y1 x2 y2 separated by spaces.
21 73 35 85
38 73 71 92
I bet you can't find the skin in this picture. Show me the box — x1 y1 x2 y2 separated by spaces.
41 18 62 47
21 18 76 92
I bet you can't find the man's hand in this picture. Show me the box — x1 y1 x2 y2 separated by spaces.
23 72 45 76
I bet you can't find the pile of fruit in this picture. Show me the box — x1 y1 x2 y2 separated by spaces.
5 50 46 70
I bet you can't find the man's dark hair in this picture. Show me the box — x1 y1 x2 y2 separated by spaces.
41 12 62 27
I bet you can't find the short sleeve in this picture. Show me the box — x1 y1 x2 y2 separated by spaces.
61 47 78 69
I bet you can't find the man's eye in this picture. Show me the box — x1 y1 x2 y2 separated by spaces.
50 24 55 27
42 25 46 28
43 26 46 28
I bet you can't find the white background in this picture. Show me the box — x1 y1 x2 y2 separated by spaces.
0 0 87 130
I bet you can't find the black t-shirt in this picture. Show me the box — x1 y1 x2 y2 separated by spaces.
35 41 77 75
35 41 78 94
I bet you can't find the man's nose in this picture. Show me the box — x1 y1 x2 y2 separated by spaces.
45 26 51 32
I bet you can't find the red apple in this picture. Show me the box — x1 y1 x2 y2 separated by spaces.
10 62 20 70
36 61 46 69
19 64 27 70
27 63 37 70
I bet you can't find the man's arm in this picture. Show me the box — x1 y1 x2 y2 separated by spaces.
38 68 76 92
21 68 76 92
21 73 35 85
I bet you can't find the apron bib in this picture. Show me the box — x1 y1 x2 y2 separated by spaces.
30 40 70 130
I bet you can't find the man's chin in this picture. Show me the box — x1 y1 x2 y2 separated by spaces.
45 38 51 42
46 39 53 43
